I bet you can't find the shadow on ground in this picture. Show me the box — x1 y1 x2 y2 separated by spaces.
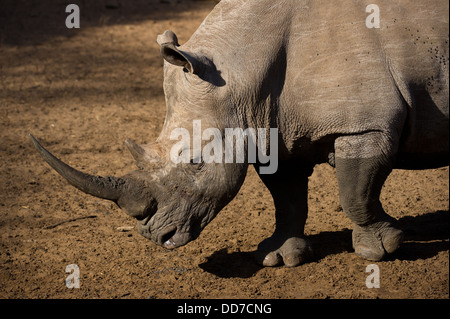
0 0 215 46
199 210 449 278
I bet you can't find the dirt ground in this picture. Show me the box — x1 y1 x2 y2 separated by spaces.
0 0 448 299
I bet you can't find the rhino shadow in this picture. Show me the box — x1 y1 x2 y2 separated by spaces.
392 209 449 261
199 210 449 278
198 249 262 279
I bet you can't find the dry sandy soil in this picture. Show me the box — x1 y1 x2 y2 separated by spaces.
0 0 448 299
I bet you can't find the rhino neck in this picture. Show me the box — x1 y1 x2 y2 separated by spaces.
185 0 295 131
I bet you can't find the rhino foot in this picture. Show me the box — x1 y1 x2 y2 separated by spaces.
352 221 404 261
254 235 312 267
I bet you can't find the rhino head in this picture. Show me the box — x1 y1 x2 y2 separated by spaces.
31 30 248 249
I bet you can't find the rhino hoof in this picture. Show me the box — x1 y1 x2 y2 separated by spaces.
352 222 404 261
254 236 312 267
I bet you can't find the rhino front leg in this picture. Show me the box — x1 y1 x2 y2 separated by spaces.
335 132 404 261
254 160 314 267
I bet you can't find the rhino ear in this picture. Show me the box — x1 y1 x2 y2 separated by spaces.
157 30 200 74
157 30 179 46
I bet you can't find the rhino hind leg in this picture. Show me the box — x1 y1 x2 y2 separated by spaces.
253 160 314 267
335 132 404 261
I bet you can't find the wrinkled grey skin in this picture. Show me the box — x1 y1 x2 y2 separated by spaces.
32 0 449 267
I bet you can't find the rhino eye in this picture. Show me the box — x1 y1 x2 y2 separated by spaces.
190 158 205 170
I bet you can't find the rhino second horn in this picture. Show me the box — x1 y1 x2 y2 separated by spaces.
125 138 147 163
125 139 161 164
29 134 126 202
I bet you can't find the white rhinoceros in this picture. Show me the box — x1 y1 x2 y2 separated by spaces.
31 0 449 267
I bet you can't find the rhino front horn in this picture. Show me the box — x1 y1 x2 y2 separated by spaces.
29 134 127 202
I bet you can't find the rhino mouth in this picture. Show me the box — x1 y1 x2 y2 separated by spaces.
138 221 192 249
159 226 179 249
136 212 192 249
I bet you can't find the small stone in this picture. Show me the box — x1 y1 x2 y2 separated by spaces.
116 225 134 232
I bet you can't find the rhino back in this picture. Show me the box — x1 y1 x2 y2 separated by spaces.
186 0 449 162
286 1 448 139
